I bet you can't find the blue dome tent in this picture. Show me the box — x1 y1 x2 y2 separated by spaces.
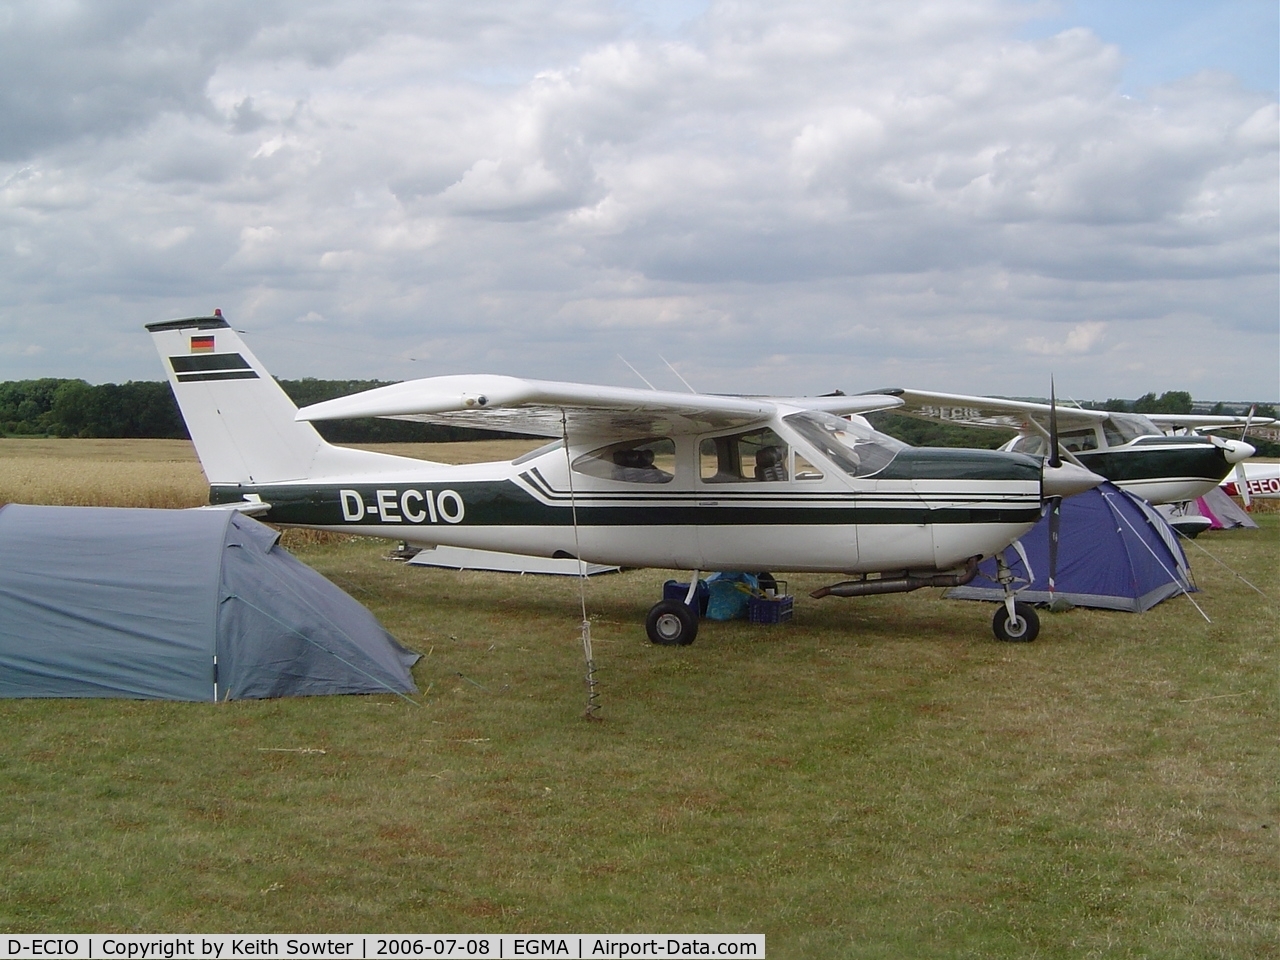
947 482 1193 613
0 504 418 700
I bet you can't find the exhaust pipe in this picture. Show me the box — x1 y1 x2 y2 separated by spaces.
811 556 980 599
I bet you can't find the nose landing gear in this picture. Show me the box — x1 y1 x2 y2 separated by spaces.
992 600 1039 642
992 550 1039 642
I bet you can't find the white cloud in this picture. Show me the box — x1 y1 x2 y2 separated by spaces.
0 0 1274 402
1024 320 1106 356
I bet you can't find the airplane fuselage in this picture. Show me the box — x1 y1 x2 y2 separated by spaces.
1219 461 1280 500
1006 433 1240 504
1074 438 1241 504
212 438 1045 574
148 314 1107 644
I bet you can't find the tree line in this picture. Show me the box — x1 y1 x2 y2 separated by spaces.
1 378 1274 454
0 378 503 443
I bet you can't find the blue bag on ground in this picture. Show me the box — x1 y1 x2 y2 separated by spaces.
704 572 759 621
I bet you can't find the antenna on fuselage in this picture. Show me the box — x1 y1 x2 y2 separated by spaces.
660 354 697 394
618 355 657 390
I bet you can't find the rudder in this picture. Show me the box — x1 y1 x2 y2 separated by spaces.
147 314 409 485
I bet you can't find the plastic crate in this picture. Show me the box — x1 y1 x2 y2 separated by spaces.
748 593 794 624
663 579 709 615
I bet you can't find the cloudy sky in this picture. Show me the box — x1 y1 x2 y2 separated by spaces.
1 0 1276 401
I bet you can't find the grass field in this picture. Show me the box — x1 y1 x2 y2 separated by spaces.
0 440 1276 957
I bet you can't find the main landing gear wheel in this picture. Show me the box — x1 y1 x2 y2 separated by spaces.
755 571 777 593
646 599 699 646
992 601 1039 643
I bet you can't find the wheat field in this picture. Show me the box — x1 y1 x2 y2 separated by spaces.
0 437 544 510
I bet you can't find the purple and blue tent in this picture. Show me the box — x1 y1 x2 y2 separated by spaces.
947 482 1193 612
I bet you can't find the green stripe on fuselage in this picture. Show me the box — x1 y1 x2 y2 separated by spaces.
211 479 1041 529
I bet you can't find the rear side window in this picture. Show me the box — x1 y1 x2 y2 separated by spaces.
1060 428 1099 453
572 438 675 483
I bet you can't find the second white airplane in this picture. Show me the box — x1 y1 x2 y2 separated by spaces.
881 389 1260 505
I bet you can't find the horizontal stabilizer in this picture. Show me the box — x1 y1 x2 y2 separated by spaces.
192 498 272 517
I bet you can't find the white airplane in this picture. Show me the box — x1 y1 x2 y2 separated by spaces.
148 314 1103 645
880 389 1262 505
1220 462 1280 503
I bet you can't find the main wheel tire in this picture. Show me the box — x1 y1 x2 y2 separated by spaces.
646 599 699 646
755 571 777 593
993 601 1040 643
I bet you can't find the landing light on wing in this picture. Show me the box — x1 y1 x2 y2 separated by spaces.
1042 461 1106 499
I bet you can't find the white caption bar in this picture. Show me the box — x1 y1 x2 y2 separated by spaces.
3 936 765 960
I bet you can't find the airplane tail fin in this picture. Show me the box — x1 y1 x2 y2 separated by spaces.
147 314 417 485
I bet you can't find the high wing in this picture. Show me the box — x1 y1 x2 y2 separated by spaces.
874 388 1108 432
297 375 903 438
1147 413 1276 431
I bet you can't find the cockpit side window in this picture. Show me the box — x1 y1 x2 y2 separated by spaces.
572 438 675 483
699 428 789 483
1060 427 1099 453
794 452 824 480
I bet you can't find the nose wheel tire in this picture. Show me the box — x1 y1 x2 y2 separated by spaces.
646 599 699 646
993 601 1039 643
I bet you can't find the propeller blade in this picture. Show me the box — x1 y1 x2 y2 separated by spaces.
1047 496 1061 597
1047 376 1062 469
1235 406 1255 510
1241 404 1256 441
1045 378 1062 595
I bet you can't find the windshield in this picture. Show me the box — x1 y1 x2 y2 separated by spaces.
783 410 906 478
1010 434 1047 456
1103 413 1161 445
